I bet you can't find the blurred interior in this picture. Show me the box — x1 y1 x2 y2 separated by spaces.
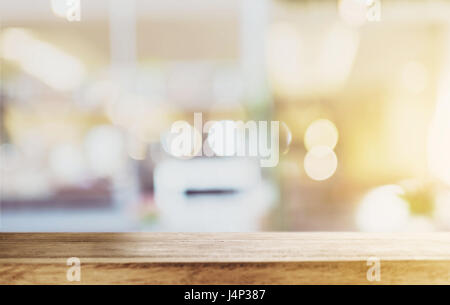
1 0 450 232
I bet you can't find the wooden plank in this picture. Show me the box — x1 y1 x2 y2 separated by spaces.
0 233 449 284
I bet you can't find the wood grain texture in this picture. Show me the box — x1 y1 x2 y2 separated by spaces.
0 233 449 284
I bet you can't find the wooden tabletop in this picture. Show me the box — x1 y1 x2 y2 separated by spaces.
1 233 449 284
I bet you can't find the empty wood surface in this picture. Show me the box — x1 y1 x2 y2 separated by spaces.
0 233 449 284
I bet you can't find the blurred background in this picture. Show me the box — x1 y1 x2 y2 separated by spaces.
1 0 450 232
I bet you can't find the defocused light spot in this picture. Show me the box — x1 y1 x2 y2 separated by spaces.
208 120 240 157
107 95 146 128
49 143 85 184
401 61 428 94
1 28 85 91
127 134 147 161
266 22 303 97
51 0 67 18
304 119 339 151
84 125 124 176
316 23 359 90
356 185 410 232
304 146 338 181
83 79 118 109
338 0 367 27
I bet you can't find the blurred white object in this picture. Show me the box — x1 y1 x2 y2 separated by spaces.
84 125 125 176
1 28 85 91
356 185 410 232
153 158 273 231
303 146 338 181
49 143 86 185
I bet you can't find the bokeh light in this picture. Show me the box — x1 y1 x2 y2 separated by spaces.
127 134 148 161
84 125 125 176
316 23 360 90
304 119 339 151
1 28 85 91
266 22 303 97
304 146 338 181
50 0 67 18
49 143 86 185
356 185 411 232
